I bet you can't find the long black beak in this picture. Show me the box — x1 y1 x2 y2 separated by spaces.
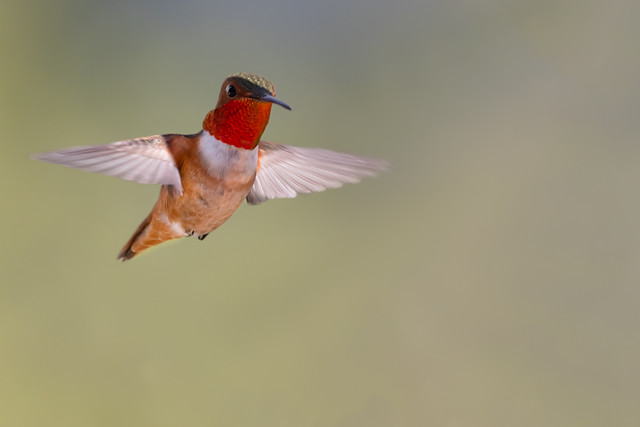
260 94 292 110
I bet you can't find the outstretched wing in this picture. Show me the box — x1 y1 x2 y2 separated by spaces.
247 141 388 205
32 135 183 194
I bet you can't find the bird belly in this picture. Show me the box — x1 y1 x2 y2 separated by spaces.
158 154 257 237
178 178 253 236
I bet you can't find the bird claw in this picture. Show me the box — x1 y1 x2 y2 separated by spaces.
198 233 209 241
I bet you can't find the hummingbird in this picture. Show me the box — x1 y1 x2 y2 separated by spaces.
33 73 388 261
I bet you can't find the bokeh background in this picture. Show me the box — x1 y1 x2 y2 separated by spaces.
2 0 639 425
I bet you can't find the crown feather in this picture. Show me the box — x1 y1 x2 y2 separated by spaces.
228 73 275 96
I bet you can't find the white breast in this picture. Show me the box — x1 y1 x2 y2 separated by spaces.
197 132 258 179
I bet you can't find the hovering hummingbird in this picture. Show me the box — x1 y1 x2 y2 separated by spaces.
34 73 388 261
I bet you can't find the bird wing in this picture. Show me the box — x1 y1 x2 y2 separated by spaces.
32 135 183 194
247 141 388 205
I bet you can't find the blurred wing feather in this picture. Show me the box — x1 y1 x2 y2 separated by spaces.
32 135 182 194
247 141 388 205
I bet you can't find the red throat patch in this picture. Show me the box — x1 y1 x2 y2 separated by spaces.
203 99 272 150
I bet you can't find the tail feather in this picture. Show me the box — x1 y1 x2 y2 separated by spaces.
117 213 186 261
117 214 152 261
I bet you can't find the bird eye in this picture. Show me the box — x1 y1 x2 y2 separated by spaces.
226 85 237 98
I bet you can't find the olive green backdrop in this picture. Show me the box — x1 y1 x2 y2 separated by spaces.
2 0 639 425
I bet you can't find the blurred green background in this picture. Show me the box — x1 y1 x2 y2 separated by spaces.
2 0 639 425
